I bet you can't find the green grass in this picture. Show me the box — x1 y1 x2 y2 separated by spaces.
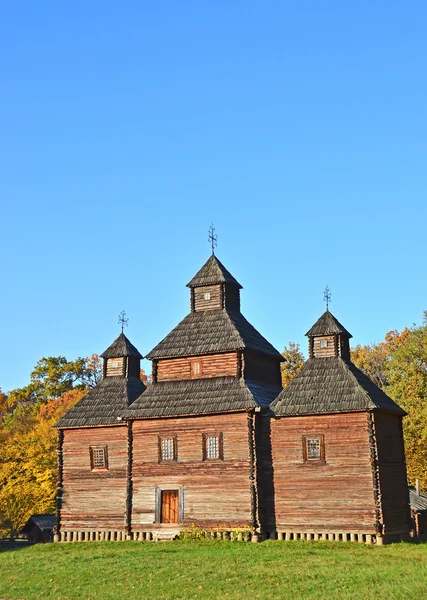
1 540 427 600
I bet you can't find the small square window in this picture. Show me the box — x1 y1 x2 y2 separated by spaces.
90 446 108 470
191 361 202 377
203 433 223 460
303 435 325 462
160 437 176 461
203 292 211 301
319 339 328 349
111 360 120 368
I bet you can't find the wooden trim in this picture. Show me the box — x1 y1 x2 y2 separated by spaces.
126 420 133 537
367 413 383 534
190 288 195 312
302 434 325 463
89 445 109 470
152 360 158 384
55 429 64 537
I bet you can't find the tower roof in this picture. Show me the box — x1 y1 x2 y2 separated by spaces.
305 310 352 338
100 332 143 359
270 357 405 417
146 309 283 360
55 376 146 428
187 255 242 289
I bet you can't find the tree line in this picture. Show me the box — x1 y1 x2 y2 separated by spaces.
1 314 426 536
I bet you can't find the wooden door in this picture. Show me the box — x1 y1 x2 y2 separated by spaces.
161 490 179 523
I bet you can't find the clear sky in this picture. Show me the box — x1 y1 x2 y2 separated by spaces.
1 1 426 392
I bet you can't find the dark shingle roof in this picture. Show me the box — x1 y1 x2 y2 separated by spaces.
146 309 283 360
122 376 282 419
187 255 242 289
100 333 143 359
55 376 146 428
306 311 352 338
409 487 427 512
271 357 405 416
21 515 55 532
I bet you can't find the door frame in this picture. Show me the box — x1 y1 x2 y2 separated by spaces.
155 486 184 524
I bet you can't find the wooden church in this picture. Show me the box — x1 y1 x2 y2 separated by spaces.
55 253 410 544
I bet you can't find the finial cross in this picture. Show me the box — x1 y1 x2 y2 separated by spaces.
208 223 218 255
118 310 129 333
323 286 331 311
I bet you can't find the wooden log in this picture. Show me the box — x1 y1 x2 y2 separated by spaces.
365 534 373 545
277 532 284 541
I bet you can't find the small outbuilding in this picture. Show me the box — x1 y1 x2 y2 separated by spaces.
409 483 427 540
21 514 55 544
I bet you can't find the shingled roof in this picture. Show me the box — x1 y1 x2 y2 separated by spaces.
270 357 405 416
55 376 146 428
306 311 352 338
100 332 143 359
122 376 282 419
146 309 283 360
409 487 427 512
187 255 242 289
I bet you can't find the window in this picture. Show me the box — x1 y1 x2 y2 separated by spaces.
111 360 120 368
191 360 202 377
159 437 176 461
203 433 223 460
319 339 328 348
385 435 394 461
90 446 108 470
203 292 211 301
302 435 325 463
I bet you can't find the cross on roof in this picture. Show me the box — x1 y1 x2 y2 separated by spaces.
118 310 129 333
208 223 218 255
323 286 331 311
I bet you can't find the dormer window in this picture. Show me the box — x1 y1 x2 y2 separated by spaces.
191 360 202 377
203 292 211 301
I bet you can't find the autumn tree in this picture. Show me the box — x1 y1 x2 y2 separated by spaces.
281 342 305 387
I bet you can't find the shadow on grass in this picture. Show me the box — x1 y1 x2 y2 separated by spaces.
0 539 30 553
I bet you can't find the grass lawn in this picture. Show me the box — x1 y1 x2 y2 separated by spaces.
1 540 427 600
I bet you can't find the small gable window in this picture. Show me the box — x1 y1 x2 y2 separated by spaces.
203 433 223 460
160 437 176 461
191 360 202 377
90 446 108 470
203 292 211 301
302 435 325 463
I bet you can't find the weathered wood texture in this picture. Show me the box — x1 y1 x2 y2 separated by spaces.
157 352 239 381
106 357 124 377
271 412 379 532
311 336 336 358
61 426 127 530
373 412 410 536
131 413 253 530
243 351 282 385
194 284 222 311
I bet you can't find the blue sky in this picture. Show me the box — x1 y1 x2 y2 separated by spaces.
1 1 426 392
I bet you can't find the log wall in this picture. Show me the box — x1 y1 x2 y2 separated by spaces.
61 426 128 531
244 351 282 385
374 412 410 537
194 285 222 311
106 357 124 377
271 412 379 532
131 413 253 531
157 352 239 381
311 336 336 358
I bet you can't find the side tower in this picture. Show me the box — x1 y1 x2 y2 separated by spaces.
270 310 410 543
54 333 145 541
122 255 283 538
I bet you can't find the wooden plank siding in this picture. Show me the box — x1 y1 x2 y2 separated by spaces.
156 352 239 381
61 426 128 530
270 412 379 532
194 285 222 311
373 412 411 536
131 413 253 531
106 357 125 377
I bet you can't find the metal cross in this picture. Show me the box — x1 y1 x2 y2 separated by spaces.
118 310 129 333
323 286 331 311
208 223 218 255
